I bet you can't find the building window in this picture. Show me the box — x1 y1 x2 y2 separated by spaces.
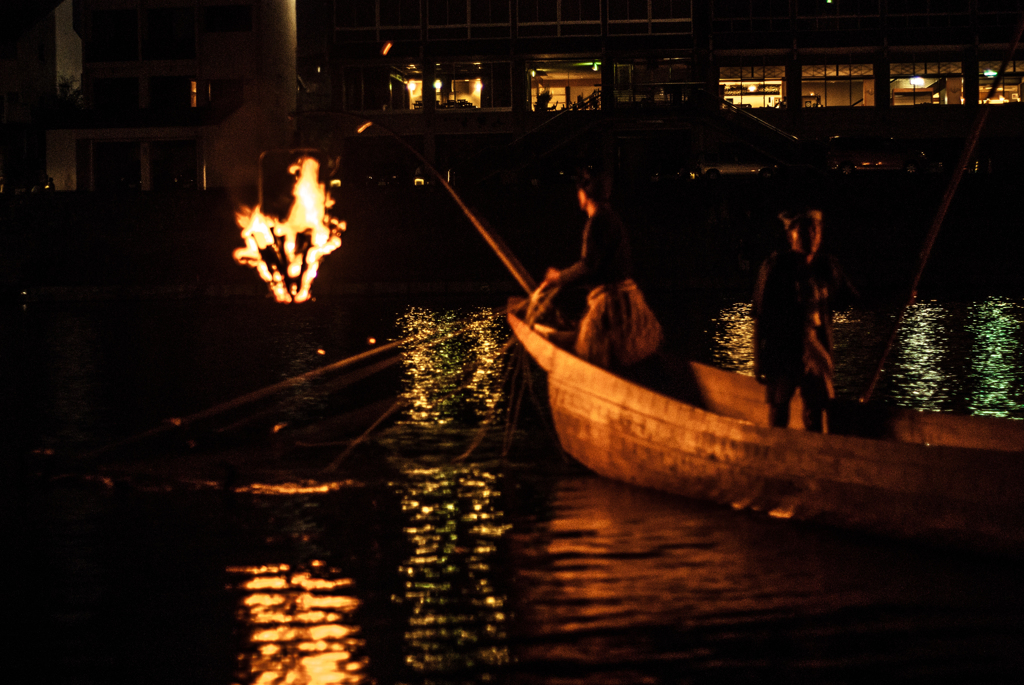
93 77 139 110
381 0 422 25
343 65 417 111
337 0 377 28
149 76 197 110
613 58 691 108
561 0 602 21
470 0 511 24
429 0 468 25
885 1 967 27
88 10 138 62
150 140 198 191
714 0 789 32
719 65 786 108
144 8 196 60
518 0 603 35
978 60 1024 104
889 62 962 105
517 0 557 23
434 62 512 109
343 62 513 111
529 60 602 111
794 0 881 31
801 63 874 107
204 5 253 32
94 141 141 192
610 0 692 34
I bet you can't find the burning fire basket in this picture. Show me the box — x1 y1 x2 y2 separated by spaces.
234 149 345 303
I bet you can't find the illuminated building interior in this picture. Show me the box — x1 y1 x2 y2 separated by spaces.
529 60 603 111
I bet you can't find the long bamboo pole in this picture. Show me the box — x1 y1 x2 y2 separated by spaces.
297 111 538 295
860 13 1024 403
355 118 537 294
79 339 404 459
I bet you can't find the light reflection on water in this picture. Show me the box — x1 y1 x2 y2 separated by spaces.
709 301 755 375
396 306 508 426
388 462 512 677
11 294 1024 684
228 561 368 684
705 295 1024 418
965 297 1024 417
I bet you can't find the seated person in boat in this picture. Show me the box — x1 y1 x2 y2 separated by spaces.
753 209 856 432
537 170 663 372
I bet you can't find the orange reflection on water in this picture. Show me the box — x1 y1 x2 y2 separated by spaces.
236 481 357 496
229 562 367 684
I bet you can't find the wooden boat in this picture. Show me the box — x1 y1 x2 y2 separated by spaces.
508 309 1024 555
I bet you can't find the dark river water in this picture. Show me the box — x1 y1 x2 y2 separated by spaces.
3 290 1023 684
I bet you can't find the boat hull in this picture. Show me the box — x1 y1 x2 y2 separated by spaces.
509 311 1024 555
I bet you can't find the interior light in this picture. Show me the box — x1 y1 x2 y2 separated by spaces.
910 76 925 86
381 42 392 56
592 63 599 71
531 70 536 77
984 70 998 77
474 79 483 92
433 79 442 91
408 81 417 92
747 85 757 92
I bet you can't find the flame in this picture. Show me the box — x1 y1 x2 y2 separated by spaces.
234 154 345 303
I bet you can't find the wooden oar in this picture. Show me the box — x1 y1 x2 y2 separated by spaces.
860 13 1024 403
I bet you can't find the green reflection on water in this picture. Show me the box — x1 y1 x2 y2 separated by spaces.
706 296 1023 419
890 301 962 412
965 296 1024 418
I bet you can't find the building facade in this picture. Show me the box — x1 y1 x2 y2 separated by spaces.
45 0 296 192
1 0 74 192
315 0 1024 183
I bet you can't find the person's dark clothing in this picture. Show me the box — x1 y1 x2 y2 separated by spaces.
553 201 661 371
753 249 855 431
558 202 632 288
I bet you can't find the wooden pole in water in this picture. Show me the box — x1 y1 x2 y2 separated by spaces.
860 13 1024 403
79 340 405 459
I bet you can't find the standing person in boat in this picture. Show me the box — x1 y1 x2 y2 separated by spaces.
538 170 663 372
753 209 856 432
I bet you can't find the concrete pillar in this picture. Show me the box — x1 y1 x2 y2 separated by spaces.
785 59 801 111
423 61 436 165
874 58 890 110
601 57 615 111
963 49 980 106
